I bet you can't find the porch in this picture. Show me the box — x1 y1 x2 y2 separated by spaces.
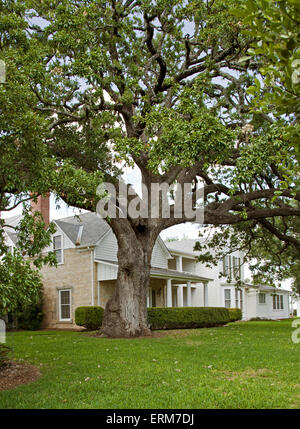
96 259 211 309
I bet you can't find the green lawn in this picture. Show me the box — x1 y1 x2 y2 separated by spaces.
0 320 300 409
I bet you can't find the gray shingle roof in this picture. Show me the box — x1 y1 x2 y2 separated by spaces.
3 214 22 230
165 239 202 256
97 259 211 282
55 212 110 246
150 266 211 282
246 284 291 294
3 214 23 245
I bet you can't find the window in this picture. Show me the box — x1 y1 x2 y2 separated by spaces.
222 256 242 279
273 294 284 310
222 256 231 276
235 289 239 308
53 235 63 264
59 289 71 321
224 289 231 308
258 293 266 304
233 257 241 279
234 289 243 309
280 295 284 310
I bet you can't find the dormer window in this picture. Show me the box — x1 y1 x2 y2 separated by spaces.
53 235 63 264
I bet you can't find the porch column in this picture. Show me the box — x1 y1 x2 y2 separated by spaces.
187 281 192 307
177 285 184 307
203 283 208 307
176 256 183 272
167 279 172 307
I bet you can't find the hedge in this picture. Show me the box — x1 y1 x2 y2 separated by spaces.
227 308 242 322
75 306 104 330
147 307 230 330
75 306 236 331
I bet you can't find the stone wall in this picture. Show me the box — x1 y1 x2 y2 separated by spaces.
41 248 94 329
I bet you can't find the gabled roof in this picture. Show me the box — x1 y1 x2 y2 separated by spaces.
55 213 172 257
3 214 23 245
245 284 291 294
54 212 110 247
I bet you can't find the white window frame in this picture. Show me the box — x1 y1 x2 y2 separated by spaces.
239 289 243 310
222 256 230 277
53 234 64 265
273 294 284 310
235 288 239 308
280 295 284 310
224 289 231 308
258 293 266 304
58 289 71 321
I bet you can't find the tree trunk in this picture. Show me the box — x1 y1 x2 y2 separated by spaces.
100 225 155 338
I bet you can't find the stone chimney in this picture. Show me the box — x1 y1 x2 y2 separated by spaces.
30 193 50 227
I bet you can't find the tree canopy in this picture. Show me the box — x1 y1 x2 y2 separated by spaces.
233 0 300 163
193 0 300 294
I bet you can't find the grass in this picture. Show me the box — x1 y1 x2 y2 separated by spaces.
0 319 300 409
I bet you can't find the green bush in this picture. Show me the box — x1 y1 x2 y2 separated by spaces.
0 344 11 369
16 302 44 330
75 306 104 330
75 306 235 331
147 307 230 330
15 288 44 330
228 308 242 322
13 288 44 331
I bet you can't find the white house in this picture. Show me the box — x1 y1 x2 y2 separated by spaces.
165 239 291 320
295 297 300 317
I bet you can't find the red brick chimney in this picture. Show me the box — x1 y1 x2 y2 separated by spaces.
30 193 50 227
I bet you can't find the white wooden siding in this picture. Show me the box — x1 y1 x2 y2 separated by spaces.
94 230 118 262
44 224 75 252
97 262 118 281
95 231 169 269
151 241 168 269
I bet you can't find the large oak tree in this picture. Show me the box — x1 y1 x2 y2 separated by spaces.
2 0 299 336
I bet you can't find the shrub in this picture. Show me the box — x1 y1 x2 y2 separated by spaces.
228 308 242 322
0 344 11 369
75 306 104 330
147 307 230 330
15 291 44 330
